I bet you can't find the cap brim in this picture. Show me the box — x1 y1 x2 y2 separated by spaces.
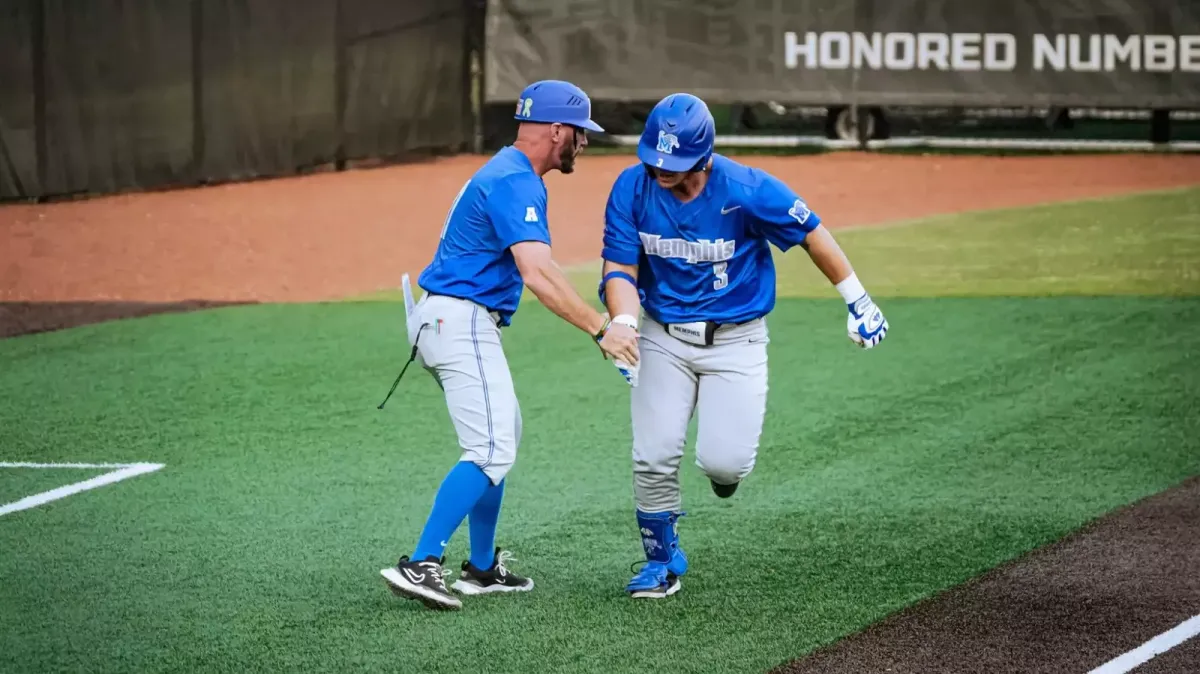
580 119 605 133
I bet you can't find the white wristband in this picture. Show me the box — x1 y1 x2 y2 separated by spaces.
611 313 638 329
835 273 867 304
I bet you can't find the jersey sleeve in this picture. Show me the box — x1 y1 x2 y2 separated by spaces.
486 174 551 249
600 171 642 266
744 172 823 251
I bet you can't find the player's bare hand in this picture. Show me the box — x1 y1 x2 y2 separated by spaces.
598 322 640 365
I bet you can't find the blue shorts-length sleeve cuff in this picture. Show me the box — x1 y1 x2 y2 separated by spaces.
601 246 639 266
501 232 552 250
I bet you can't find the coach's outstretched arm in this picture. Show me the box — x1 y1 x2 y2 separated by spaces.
511 241 639 364
746 177 889 349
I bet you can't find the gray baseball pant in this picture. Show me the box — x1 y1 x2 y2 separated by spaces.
630 316 770 513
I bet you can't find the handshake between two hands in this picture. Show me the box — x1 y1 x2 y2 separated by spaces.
595 313 641 387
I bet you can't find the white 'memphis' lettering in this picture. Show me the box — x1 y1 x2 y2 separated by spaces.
639 232 736 264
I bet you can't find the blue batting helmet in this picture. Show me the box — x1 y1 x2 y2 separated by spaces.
637 93 715 172
513 80 605 133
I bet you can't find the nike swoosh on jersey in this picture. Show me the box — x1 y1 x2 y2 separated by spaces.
720 205 741 214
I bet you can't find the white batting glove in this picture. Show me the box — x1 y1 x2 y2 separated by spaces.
837 273 888 349
614 359 638 386
847 295 888 348
610 314 639 386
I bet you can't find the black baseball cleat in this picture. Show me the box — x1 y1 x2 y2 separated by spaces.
380 555 462 610
711 479 739 498
450 547 534 595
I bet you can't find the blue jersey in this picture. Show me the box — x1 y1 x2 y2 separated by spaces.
601 154 822 325
418 146 550 326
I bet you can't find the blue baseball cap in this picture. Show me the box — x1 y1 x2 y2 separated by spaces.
513 80 605 133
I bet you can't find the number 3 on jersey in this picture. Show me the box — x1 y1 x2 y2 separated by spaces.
439 180 471 239
712 261 729 290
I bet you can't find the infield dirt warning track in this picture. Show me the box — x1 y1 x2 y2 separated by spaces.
775 477 1200 674
3 152 1200 310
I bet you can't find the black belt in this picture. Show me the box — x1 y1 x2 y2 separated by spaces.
662 317 759 347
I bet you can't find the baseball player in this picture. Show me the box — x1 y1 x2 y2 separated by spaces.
597 93 889 599
380 79 640 611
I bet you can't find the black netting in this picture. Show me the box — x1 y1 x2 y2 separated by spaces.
1 0 473 201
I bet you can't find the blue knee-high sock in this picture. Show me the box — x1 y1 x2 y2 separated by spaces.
412 461 492 561
468 478 506 570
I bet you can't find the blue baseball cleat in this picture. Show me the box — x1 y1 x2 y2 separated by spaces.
627 510 687 599
626 549 688 598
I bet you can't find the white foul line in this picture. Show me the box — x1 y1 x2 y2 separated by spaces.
0 463 165 518
0 462 146 469
1087 613 1200 674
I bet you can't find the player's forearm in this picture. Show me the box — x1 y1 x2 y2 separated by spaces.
802 226 855 286
803 225 880 305
524 261 607 335
601 261 641 322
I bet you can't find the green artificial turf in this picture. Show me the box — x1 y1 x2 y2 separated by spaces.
1 295 1198 673
1 186 1198 673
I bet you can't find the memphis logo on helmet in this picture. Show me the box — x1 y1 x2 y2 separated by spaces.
657 130 680 154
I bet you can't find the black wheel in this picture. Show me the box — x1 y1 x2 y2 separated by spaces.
825 106 890 141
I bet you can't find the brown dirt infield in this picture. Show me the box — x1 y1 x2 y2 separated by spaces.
773 476 1200 674
2 150 1199 669
3 153 1199 318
